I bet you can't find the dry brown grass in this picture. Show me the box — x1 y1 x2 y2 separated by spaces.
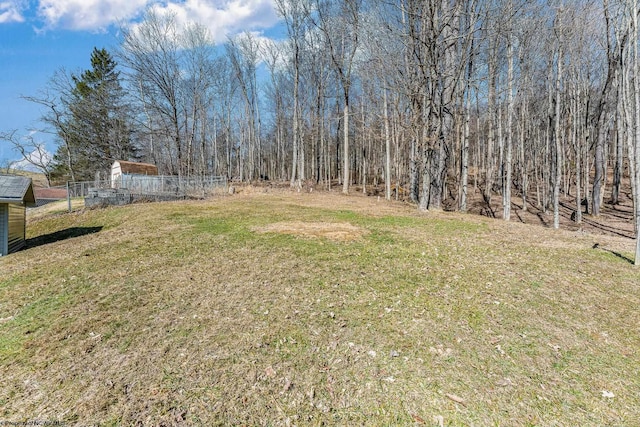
254 221 367 241
1 191 639 426
4 169 49 187
27 198 84 221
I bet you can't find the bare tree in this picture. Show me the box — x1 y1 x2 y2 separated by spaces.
1 157 17 174
261 39 288 181
22 70 80 182
182 23 217 178
276 0 311 187
502 0 515 220
552 13 564 230
119 10 185 177
613 0 640 264
459 0 480 212
313 0 362 194
0 130 54 186
592 1 618 217
629 0 640 264
226 33 263 182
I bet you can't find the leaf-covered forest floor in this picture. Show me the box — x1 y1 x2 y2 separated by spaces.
464 185 637 242
1 189 639 426
318 174 638 243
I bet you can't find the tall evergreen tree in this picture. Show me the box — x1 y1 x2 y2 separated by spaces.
53 47 134 180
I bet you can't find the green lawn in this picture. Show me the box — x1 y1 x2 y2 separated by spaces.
1 192 639 426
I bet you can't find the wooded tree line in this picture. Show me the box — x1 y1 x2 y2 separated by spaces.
11 0 640 261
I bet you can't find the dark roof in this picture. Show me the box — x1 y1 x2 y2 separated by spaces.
34 187 68 199
0 175 36 205
113 160 158 176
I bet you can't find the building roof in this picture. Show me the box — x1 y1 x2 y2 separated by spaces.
34 187 68 199
113 160 158 176
0 175 36 205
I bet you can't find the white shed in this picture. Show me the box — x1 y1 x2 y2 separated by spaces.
111 160 158 188
0 175 36 256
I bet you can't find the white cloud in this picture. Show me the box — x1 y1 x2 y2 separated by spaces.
13 146 53 171
0 1 25 23
230 30 283 65
37 0 149 30
147 0 279 43
33 0 280 39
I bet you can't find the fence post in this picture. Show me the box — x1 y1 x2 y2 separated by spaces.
67 181 72 213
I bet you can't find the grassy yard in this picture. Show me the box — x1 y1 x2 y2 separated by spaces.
1 191 639 426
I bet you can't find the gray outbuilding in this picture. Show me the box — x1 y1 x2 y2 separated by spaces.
0 175 36 256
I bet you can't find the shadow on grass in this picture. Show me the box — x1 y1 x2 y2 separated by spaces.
595 246 635 265
26 226 103 249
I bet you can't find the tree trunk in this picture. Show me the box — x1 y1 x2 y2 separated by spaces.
485 47 496 205
612 110 622 205
630 0 640 264
409 137 419 203
384 88 392 200
461 82 470 212
503 30 514 221
574 92 582 224
592 121 607 217
290 60 300 187
553 42 563 230
342 102 350 194
520 99 528 212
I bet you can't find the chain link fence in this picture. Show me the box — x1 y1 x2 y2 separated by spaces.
68 175 228 198
45 175 228 212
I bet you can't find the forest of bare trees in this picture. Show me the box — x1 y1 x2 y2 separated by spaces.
10 0 640 263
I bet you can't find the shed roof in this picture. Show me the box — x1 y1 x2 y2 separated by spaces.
0 175 36 205
113 160 158 176
34 187 68 199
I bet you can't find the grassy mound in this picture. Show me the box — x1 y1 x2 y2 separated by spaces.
1 192 639 426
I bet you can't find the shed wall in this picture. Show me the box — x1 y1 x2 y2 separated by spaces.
0 204 6 256
7 203 26 254
111 162 122 188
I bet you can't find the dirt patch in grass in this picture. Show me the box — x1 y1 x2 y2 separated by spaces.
254 221 367 241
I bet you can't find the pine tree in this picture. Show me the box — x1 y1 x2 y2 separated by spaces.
53 47 134 181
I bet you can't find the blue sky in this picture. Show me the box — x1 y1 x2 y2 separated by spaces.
0 0 281 168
